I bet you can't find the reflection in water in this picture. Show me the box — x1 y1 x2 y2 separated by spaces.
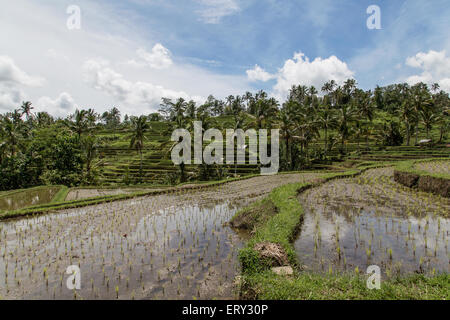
0 187 60 211
294 168 449 277
0 199 246 300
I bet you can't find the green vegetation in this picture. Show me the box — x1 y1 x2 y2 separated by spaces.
1 81 448 192
0 80 448 300
395 158 450 180
241 272 449 300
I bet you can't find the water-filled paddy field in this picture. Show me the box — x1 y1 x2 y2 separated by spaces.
0 187 61 211
0 172 320 300
295 167 449 277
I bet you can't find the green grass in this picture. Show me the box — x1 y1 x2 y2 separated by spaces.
241 272 449 300
50 186 70 203
394 158 450 180
236 164 449 300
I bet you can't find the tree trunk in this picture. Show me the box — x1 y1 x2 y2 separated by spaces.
365 132 369 150
405 123 410 146
285 136 289 168
139 150 143 183
180 162 186 183
324 128 328 157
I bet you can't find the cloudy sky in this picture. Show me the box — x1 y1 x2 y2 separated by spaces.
0 0 449 117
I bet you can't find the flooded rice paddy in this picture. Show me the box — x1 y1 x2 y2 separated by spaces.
0 172 321 300
0 187 61 211
295 168 449 277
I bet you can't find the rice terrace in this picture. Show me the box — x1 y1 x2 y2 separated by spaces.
0 0 449 307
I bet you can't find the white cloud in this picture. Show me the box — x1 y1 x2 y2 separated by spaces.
0 55 45 87
405 50 450 92
83 59 204 114
0 86 25 112
196 0 240 24
246 65 275 82
45 49 70 62
36 92 78 118
0 0 250 117
128 44 173 69
272 52 354 99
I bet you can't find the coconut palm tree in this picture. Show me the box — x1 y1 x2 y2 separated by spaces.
317 100 338 156
249 96 279 129
185 100 197 119
159 97 187 122
1 116 21 156
355 89 375 149
81 134 99 182
20 101 34 121
67 109 88 139
129 115 150 181
433 90 450 143
337 101 356 152
410 83 433 143
278 101 297 168
35 112 54 127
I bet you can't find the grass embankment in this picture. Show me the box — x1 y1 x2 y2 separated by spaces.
50 186 70 203
235 165 449 300
0 173 274 220
394 158 450 197
0 169 331 220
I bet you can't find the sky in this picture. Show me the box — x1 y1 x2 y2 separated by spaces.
0 0 449 117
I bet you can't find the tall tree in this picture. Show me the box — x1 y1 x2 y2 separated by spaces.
355 89 375 149
317 99 338 156
129 116 150 181
20 101 34 121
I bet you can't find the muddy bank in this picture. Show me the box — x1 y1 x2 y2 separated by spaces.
394 170 449 197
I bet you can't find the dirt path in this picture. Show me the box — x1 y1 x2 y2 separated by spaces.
0 172 321 300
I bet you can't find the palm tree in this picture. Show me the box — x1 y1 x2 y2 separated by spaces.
102 107 121 129
399 98 416 146
81 134 99 182
20 101 34 121
419 104 437 139
129 116 150 181
433 90 450 142
1 116 21 156
410 83 433 143
159 97 187 122
355 89 375 149
225 96 245 125
317 101 338 156
278 103 296 168
249 96 279 129
185 100 197 119
67 109 88 139
337 102 356 152
36 112 54 127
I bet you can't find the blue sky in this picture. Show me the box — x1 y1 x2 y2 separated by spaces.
0 0 449 116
